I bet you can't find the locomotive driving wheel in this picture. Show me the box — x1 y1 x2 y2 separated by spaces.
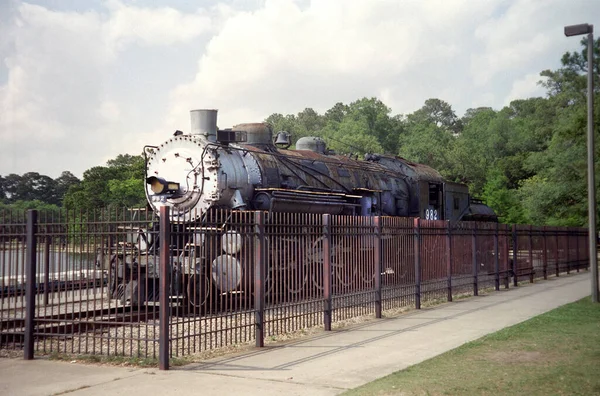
331 243 357 293
186 273 210 312
308 237 357 293
270 236 308 297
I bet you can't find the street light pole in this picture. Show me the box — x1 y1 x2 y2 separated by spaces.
564 23 597 303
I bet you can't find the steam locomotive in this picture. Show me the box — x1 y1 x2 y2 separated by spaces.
102 109 497 308
144 109 496 222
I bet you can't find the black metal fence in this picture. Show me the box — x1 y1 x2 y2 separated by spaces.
0 208 589 369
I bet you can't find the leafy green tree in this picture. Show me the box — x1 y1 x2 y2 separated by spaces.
54 171 80 202
399 99 457 176
0 175 5 203
63 154 146 211
517 37 600 226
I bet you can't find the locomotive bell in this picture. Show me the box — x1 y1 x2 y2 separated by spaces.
274 131 291 148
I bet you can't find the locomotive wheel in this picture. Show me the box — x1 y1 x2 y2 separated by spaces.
285 266 308 295
269 236 308 296
186 273 210 311
307 237 357 292
358 248 376 287
331 246 357 293
308 237 325 291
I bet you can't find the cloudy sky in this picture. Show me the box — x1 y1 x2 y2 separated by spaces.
0 0 598 178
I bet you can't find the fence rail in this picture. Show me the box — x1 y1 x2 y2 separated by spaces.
0 208 590 369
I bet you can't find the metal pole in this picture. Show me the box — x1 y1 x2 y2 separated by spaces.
374 216 382 319
414 218 421 309
24 210 37 360
323 214 332 331
254 211 265 347
446 221 453 301
587 29 598 303
472 224 478 296
158 206 170 370
43 236 50 306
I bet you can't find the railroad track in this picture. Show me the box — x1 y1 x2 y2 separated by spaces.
0 305 160 346
0 278 106 298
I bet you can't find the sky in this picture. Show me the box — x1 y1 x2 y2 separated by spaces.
0 0 598 179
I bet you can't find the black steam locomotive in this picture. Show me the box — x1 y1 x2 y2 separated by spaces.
144 109 495 223
101 109 497 308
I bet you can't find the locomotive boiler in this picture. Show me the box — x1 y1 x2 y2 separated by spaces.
144 109 496 223
104 109 496 309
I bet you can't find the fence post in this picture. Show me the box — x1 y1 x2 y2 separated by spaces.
472 223 478 296
512 224 518 287
323 214 332 331
584 228 590 271
43 236 51 306
24 210 38 360
566 229 571 274
542 226 548 280
158 206 170 371
446 221 453 302
494 222 500 291
575 227 580 272
555 229 560 277
414 218 421 309
504 225 509 289
528 225 534 283
374 217 382 319
254 211 266 347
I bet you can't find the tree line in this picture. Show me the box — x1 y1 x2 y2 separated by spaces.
0 154 147 213
1 38 598 226
265 38 600 227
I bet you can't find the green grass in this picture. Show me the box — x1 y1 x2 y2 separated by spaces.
343 297 600 396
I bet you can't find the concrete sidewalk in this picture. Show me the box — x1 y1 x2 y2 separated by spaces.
0 272 592 396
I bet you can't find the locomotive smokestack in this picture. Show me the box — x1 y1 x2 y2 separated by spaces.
190 109 218 142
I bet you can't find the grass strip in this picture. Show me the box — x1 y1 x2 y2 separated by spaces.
343 297 600 396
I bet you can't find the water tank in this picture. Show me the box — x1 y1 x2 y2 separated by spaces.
296 137 326 154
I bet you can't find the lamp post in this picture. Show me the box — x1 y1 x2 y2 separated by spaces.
564 23 597 303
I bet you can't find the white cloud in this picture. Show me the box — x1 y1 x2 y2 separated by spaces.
504 73 547 105
0 1 215 178
161 0 505 130
104 0 213 49
471 0 595 85
0 0 598 179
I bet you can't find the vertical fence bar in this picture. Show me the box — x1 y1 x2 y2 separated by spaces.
254 211 266 347
446 221 453 302
566 230 571 274
43 236 50 306
494 222 500 291
472 223 478 296
528 225 534 283
323 214 332 331
542 226 548 280
512 224 518 287
414 218 421 310
374 216 382 319
504 225 510 289
576 228 580 272
159 206 170 371
555 230 560 277
24 210 38 360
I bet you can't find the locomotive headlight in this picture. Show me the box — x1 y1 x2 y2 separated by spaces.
146 176 180 195
221 230 243 254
